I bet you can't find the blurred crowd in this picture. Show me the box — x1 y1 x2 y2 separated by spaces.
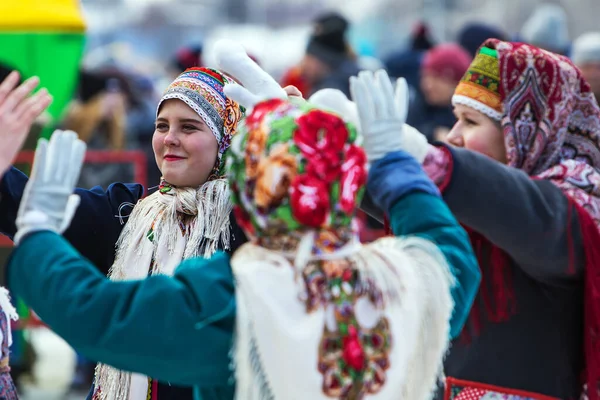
23 3 600 187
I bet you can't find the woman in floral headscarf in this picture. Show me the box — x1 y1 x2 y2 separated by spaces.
0 67 246 400
375 38 600 399
4 44 481 400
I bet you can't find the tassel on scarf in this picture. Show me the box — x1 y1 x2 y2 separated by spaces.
461 227 515 341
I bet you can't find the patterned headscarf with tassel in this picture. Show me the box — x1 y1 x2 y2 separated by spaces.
92 67 243 400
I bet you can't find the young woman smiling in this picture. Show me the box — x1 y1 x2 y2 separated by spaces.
0 67 246 400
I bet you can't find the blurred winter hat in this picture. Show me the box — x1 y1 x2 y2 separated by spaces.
458 22 507 57
173 44 203 72
572 32 600 65
421 43 472 83
306 12 351 67
520 4 569 54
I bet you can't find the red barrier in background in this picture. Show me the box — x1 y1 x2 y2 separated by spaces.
0 149 147 247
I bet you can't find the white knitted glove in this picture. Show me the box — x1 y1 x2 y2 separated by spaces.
352 70 429 162
14 130 86 245
214 40 287 110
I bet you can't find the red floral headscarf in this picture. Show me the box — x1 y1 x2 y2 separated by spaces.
225 98 366 252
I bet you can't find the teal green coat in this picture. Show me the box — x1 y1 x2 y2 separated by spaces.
7 192 478 399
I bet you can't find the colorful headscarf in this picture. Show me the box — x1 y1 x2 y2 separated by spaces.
493 40 600 399
452 46 503 121
456 39 600 399
226 98 367 253
421 43 472 83
455 40 600 226
226 98 455 399
93 67 243 400
491 40 600 225
158 67 244 179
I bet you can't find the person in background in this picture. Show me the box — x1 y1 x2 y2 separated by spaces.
300 12 360 97
365 39 600 399
519 3 570 55
572 32 600 104
384 21 435 91
457 22 507 58
167 44 203 80
61 68 133 188
407 43 471 142
410 22 435 51
280 64 312 98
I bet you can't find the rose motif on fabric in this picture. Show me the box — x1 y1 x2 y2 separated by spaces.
245 98 290 130
225 99 367 242
294 110 348 156
310 259 392 398
339 145 367 215
306 150 342 183
342 326 366 370
290 174 331 228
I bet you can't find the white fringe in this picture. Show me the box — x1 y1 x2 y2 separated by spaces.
233 290 276 400
368 237 454 400
94 179 233 400
0 288 18 322
0 287 18 349
231 234 454 400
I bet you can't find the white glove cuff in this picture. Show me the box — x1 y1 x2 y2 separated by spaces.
17 210 50 227
401 124 430 163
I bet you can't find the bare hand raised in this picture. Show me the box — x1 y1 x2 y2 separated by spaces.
0 71 53 176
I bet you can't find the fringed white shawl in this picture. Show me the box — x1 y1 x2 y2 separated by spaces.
92 178 232 400
231 235 455 400
0 287 18 354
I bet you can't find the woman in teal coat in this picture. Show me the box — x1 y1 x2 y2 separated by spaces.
4 64 480 399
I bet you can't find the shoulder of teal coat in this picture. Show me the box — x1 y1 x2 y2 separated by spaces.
8 231 236 387
388 192 481 338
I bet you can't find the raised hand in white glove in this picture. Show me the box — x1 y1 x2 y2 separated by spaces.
350 69 428 163
214 39 287 110
14 130 86 245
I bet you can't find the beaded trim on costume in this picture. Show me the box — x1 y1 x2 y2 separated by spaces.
444 377 558 400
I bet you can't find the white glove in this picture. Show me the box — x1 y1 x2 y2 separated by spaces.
350 70 428 163
14 130 87 245
214 39 287 110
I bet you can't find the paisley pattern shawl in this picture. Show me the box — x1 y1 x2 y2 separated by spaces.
486 39 600 400
490 38 600 225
